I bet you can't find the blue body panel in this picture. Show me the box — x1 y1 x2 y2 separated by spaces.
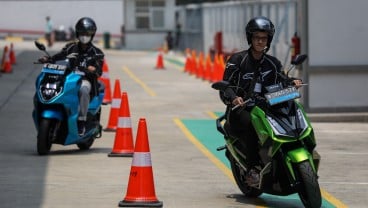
33 68 104 145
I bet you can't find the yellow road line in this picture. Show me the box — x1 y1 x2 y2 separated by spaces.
174 117 267 207
173 118 235 183
122 66 156 97
321 189 348 208
207 111 218 119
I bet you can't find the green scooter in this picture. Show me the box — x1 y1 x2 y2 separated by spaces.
212 54 321 208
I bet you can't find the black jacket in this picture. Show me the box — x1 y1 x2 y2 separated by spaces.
51 41 104 78
221 49 285 105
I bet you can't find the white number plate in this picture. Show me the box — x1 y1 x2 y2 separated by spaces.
265 87 300 105
41 64 66 75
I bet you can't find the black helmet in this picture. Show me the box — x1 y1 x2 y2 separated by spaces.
245 16 275 51
75 17 97 40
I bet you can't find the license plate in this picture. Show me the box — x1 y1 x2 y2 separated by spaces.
41 64 66 75
265 87 300 105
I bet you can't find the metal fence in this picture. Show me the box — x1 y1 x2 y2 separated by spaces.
176 0 298 66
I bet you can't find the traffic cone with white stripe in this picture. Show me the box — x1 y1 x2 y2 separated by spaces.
99 59 112 105
104 79 121 132
1 46 12 73
119 118 163 207
108 92 134 157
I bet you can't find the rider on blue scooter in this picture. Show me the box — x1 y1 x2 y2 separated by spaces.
39 17 104 136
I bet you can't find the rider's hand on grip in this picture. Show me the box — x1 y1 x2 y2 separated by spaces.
38 56 51 64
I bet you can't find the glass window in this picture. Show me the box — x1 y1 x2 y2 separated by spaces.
152 9 164 28
152 0 165 7
135 0 166 30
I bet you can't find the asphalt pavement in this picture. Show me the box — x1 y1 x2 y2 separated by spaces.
0 40 367 208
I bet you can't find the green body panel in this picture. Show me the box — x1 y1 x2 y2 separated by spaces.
250 103 316 156
285 148 317 179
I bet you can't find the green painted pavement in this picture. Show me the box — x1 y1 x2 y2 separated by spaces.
180 118 335 208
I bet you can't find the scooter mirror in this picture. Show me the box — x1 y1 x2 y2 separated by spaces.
211 81 230 91
291 54 308 65
35 41 46 51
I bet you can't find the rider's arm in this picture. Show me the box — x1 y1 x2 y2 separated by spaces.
87 47 104 77
50 42 75 62
221 55 240 104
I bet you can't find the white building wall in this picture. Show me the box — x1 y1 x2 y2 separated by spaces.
0 0 124 37
308 0 368 66
307 0 368 111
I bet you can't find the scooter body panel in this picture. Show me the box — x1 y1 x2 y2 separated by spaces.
33 64 104 146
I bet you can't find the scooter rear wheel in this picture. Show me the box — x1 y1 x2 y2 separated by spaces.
37 119 55 155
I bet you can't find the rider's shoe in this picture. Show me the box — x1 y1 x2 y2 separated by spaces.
78 121 86 136
246 168 260 187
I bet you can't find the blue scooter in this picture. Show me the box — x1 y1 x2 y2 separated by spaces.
32 41 104 155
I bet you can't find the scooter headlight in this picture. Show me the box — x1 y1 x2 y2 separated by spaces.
296 108 308 135
40 82 62 101
266 116 290 137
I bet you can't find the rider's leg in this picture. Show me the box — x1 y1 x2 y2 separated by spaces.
78 79 91 135
229 109 261 167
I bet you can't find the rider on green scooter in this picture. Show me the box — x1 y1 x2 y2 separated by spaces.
220 16 303 185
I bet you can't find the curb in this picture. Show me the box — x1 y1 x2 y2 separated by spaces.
308 113 368 123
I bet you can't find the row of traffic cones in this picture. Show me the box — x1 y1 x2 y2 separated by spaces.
184 48 226 82
103 78 162 206
1 43 16 74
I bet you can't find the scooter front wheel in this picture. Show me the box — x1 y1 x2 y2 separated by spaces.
37 119 55 155
77 138 94 150
296 161 322 208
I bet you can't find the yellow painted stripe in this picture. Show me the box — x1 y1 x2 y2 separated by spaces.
5 36 23 42
207 111 218 119
122 66 156 97
175 117 267 208
321 188 348 208
173 118 235 183
207 111 348 207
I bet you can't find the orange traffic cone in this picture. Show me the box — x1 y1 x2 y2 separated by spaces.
9 43 16 65
204 53 212 81
155 50 165 69
183 48 192 73
218 53 226 81
1 46 12 73
108 92 134 157
190 50 197 75
119 118 163 207
197 52 205 79
104 79 122 132
99 59 112 105
211 53 220 82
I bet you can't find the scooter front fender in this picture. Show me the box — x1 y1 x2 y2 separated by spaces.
285 148 316 179
41 110 63 121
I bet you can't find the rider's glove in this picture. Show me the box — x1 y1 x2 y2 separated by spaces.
254 95 268 108
38 56 51 63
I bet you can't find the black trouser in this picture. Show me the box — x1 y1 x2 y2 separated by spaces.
228 108 260 167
